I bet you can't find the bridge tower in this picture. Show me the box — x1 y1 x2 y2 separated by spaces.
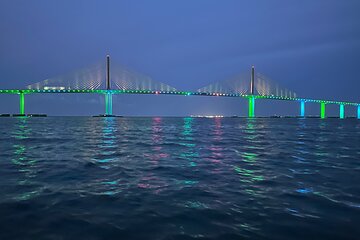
248 66 255 118
105 55 113 116
250 66 255 95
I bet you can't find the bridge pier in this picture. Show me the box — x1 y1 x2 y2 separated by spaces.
300 101 305 117
339 104 345 119
105 92 113 115
320 102 326 119
19 92 25 115
248 96 255 118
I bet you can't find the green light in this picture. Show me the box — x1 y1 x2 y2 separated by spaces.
248 96 255 118
320 102 326 119
339 104 344 119
19 92 25 115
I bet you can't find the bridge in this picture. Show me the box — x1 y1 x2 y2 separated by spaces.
0 55 359 118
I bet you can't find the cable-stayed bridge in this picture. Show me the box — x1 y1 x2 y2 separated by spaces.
0 55 359 118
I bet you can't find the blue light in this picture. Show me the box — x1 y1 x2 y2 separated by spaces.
358 105 360 119
296 188 312 194
300 101 305 117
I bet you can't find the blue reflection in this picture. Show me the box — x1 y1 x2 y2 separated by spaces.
180 117 198 166
233 118 264 196
296 188 313 194
98 117 117 166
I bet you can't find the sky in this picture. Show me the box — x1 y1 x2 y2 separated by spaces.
0 0 359 116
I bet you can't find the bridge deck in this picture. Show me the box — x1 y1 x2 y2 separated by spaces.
0 89 358 106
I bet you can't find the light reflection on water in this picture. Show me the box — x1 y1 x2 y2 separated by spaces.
94 117 123 195
11 117 41 201
146 117 169 163
234 119 263 185
98 117 117 164
180 117 198 167
208 117 223 164
0 117 359 239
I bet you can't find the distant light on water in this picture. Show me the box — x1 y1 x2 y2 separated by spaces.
190 115 224 118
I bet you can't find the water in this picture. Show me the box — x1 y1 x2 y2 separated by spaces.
0 117 360 240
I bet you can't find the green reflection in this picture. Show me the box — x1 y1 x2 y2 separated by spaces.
242 152 257 163
12 118 32 166
11 118 41 201
234 166 264 182
232 118 265 197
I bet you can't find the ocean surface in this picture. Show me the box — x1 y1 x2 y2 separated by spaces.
0 117 360 240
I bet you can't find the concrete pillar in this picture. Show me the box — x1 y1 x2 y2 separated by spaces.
320 102 326 119
105 92 113 115
300 101 305 117
248 96 255 118
19 92 25 115
339 104 345 119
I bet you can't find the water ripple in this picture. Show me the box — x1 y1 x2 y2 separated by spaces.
0 117 359 239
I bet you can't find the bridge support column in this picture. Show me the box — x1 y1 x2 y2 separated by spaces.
300 101 305 118
320 102 326 119
19 92 25 115
339 104 345 119
105 92 113 115
248 96 255 118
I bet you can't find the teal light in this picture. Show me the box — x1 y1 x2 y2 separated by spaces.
1 88 360 116
339 104 345 119
300 101 305 117
105 92 113 115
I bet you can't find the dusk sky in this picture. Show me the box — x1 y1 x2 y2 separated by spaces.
0 0 359 116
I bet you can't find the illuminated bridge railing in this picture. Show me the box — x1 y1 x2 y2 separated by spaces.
0 89 358 107
0 56 359 117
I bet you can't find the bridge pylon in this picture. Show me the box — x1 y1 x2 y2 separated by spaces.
248 66 256 118
339 104 345 119
104 54 114 116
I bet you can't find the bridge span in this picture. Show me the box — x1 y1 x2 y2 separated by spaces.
1 55 359 118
